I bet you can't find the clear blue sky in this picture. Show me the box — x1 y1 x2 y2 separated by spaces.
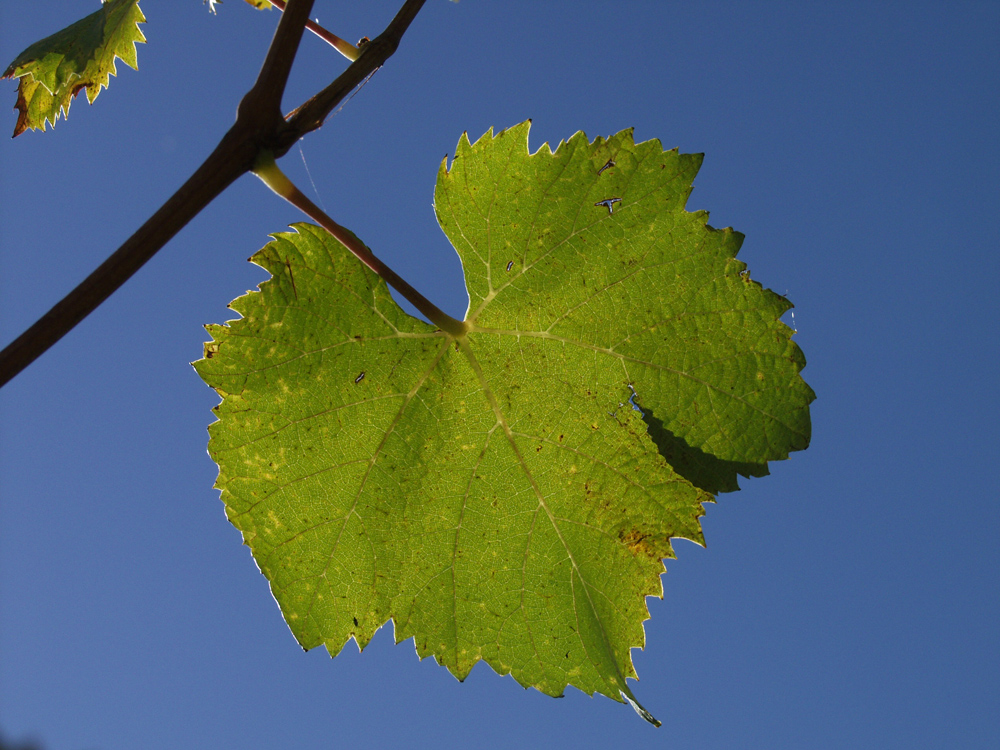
1 1 998 748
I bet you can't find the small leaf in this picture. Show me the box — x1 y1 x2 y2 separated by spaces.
196 123 814 722
3 0 146 137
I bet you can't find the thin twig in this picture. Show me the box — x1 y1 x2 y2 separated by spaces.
267 0 360 60
277 0 427 147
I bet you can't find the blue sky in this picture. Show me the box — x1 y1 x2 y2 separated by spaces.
1 1 998 748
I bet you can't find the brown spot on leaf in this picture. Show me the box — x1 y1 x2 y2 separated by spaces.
619 528 660 559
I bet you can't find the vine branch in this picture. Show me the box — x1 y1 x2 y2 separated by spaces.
0 0 428 389
243 0 315 122
278 0 427 146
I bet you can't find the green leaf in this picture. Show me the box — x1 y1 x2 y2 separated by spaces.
2 0 146 137
195 122 813 723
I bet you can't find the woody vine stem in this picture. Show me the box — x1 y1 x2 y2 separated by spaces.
0 0 429 388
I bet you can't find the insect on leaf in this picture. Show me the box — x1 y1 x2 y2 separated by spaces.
195 122 814 724
2 0 146 137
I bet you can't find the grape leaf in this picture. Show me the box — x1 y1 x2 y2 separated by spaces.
2 0 146 137
194 122 813 722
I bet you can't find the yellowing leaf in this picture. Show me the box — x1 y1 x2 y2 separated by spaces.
3 0 146 136
195 122 814 723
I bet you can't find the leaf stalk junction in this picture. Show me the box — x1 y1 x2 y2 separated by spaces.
252 153 468 338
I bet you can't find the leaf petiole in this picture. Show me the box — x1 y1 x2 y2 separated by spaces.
266 0 360 61
252 152 468 337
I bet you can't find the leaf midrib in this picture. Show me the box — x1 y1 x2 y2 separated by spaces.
456 335 634 699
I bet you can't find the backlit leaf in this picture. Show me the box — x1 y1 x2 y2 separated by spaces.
195 122 814 723
3 0 146 137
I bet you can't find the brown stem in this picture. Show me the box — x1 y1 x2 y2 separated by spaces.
0 131 255 389
277 0 427 147
239 0 315 129
0 0 428 388
267 0 360 60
